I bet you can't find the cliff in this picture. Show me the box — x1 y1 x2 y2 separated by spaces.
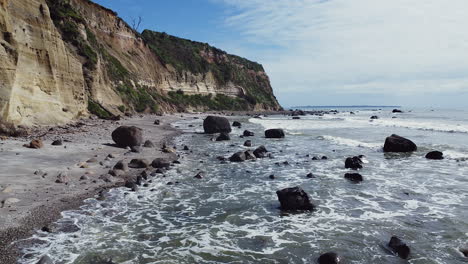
0 0 281 126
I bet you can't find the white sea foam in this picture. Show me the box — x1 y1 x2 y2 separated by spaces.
320 135 382 150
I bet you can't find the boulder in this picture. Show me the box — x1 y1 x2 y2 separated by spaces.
203 116 231 134
388 236 410 259
232 121 242 127
151 158 171 169
383 134 417 152
111 126 143 147
318 252 342 264
130 145 141 153
425 151 443 160
244 150 257 161
26 139 43 149
194 172 204 179
370 115 379 120
344 173 363 183
292 116 300 120
154 120 160 125
216 133 230 141
36 255 53 264
345 156 363 170
306 173 315 178
244 140 252 147
276 187 315 211
143 140 155 148
124 181 138 192
243 130 255 137
253 145 268 158
229 152 246 162
128 159 150 169
113 160 128 171
51 139 63 146
265 129 285 138
392 109 403 113
460 248 468 257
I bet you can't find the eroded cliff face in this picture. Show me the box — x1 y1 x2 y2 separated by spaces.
0 0 281 126
0 0 87 125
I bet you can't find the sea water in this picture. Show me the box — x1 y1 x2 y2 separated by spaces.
18 107 468 264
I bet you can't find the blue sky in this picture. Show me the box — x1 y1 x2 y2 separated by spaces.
93 0 468 108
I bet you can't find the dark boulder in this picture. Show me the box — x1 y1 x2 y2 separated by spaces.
130 145 141 153
36 255 53 264
111 126 143 147
269 174 275 179
51 139 63 146
345 156 363 170
143 140 155 148
292 116 300 120
203 116 231 134
154 120 160 125
265 129 285 139
388 236 410 259
370 115 379 120
383 134 417 152
216 133 231 141
232 121 242 127
392 109 403 113
243 130 255 137
318 252 342 264
124 181 138 192
253 145 268 158
276 187 315 211
460 248 468 257
128 159 150 169
425 151 443 160
244 140 252 147
244 150 257 161
229 152 246 162
151 158 171 169
344 173 363 183
113 160 128 171
306 173 315 178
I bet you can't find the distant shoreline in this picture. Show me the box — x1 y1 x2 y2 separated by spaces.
289 105 401 109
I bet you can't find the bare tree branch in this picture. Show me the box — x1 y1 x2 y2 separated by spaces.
131 16 142 32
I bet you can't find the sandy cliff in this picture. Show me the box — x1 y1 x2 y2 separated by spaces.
0 0 281 126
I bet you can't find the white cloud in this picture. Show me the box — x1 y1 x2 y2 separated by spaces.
217 0 468 106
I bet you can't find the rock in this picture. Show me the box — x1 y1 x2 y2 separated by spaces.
216 133 230 141
26 139 43 149
130 145 141 153
113 160 128 171
244 140 252 147
143 140 155 148
265 129 285 139
154 119 160 125
79 175 88 181
460 248 468 257
232 121 242 127
321 156 328 160
345 156 363 170
392 109 403 113
344 173 363 183
51 139 63 146
183 145 190 151
306 173 315 178
36 255 53 264
128 159 150 169
425 151 443 160
269 174 275 179
124 181 138 192
244 150 257 161
111 126 143 147
292 116 300 120
162 147 176 153
370 115 379 120
203 116 232 134
243 130 255 137
109 169 125 177
383 134 417 152
276 187 315 211
229 152 246 162
194 172 204 179
151 158 171 169
253 145 268 158
55 172 69 184
216 156 227 161
318 252 342 264
388 236 410 259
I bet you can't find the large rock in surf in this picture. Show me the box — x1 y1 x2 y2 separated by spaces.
216 133 230 141
344 173 363 183
111 126 143 147
392 109 403 113
345 156 363 170
388 236 410 259
425 151 443 160
383 134 417 152
318 252 342 264
151 158 171 169
229 151 246 162
253 145 268 158
276 187 314 211
243 130 255 137
265 129 285 138
203 116 231 134
232 121 242 127
36 255 53 264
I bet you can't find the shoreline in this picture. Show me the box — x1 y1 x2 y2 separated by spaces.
0 114 185 264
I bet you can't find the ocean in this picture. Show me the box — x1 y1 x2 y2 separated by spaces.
19 107 468 264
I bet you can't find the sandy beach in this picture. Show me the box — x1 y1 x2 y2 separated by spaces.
0 114 184 264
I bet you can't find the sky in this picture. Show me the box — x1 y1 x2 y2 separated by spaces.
93 0 468 108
